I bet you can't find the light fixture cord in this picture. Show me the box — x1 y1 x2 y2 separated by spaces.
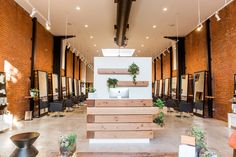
48 0 51 24
197 0 201 25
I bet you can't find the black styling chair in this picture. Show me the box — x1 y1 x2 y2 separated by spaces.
176 101 194 118
49 100 65 117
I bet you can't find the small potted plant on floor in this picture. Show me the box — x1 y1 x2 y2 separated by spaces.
153 98 165 127
87 86 96 99
128 63 139 85
107 78 118 88
59 133 77 157
29 88 39 100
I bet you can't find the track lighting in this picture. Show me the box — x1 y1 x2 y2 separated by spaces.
66 42 71 49
215 12 221 21
46 21 51 30
30 8 37 17
72 48 76 53
197 24 203 32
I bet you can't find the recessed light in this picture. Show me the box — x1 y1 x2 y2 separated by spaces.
84 24 88 28
163 7 168 12
94 44 96 47
145 36 150 39
137 50 141 53
76 6 80 10
96 50 99 52
141 44 144 47
152 25 157 28
90 36 94 39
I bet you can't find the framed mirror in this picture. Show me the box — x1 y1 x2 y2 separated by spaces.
193 71 207 116
52 74 59 101
154 80 157 96
159 80 163 97
171 77 177 99
163 78 170 98
74 79 78 97
0 72 7 111
234 74 236 96
37 71 48 116
61 77 67 99
68 77 73 97
181 75 188 101
78 80 81 96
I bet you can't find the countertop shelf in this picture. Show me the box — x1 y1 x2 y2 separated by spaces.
117 81 149 87
97 68 130 74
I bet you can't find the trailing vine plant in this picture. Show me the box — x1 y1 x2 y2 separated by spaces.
153 98 165 127
128 63 139 84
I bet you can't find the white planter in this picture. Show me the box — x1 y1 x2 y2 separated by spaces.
88 93 96 99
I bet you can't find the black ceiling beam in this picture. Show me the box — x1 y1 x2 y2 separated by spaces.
54 35 76 40
114 0 135 47
164 36 185 41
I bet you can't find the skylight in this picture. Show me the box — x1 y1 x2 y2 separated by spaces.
102 49 135 57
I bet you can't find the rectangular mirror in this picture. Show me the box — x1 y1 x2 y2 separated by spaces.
61 77 67 98
159 80 163 97
74 79 78 97
38 71 48 102
0 72 7 106
171 77 177 99
164 78 169 97
52 74 59 101
181 75 188 101
68 77 73 96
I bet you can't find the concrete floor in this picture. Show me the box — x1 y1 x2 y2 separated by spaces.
0 107 234 157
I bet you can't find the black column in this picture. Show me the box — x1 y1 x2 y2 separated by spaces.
72 53 75 95
206 19 213 118
78 58 81 80
160 54 163 79
169 47 173 99
154 59 156 81
30 17 37 111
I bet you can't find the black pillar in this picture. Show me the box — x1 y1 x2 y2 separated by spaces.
72 53 75 95
30 17 37 111
160 54 163 79
154 59 156 81
78 58 81 80
206 19 213 118
169 47 173 99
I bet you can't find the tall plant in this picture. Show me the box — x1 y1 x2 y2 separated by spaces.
128 63 139 84
107 78 118 88
153 98 165 127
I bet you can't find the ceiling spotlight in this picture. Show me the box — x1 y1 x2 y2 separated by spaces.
145 36 150 39
167 49 170 53
94 44 97 47
163 7 168 12
72 48 76 53
84 24 88 28
152 25 157 28
66 42 71 49
215 12 221 21
76 6 81 10
30 8 37 17
90 36 94 39
197 23 203 32
46 21 51 30
141 44 144 47
96 50 99 52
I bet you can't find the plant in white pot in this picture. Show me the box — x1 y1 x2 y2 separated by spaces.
59 133 77 157
29 88 39 100
107 78 118 88
87 87 96 99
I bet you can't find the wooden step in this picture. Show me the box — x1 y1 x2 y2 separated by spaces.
87 107 159 115
94 99 152 107
87 131 154 139
87 115 153 123
87 123 161 131
97 68 130 74
117 81 149 87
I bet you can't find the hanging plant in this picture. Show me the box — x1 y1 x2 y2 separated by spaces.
153 98 165 127
107 78 118 88
128 63 139 84
30 88 39 100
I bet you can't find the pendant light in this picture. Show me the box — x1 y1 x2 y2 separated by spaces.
46 0 51 30
197 0 202 31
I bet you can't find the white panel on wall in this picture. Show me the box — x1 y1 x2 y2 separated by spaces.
172 44 177 71
61 40 67 70
94 57 152 99
74 79 78 96
38 71 47 100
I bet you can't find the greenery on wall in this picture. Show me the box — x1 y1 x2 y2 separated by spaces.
153 98 165 127
128 63 139 84
107 78 118 88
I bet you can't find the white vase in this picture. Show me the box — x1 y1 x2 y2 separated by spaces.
88 93 96 99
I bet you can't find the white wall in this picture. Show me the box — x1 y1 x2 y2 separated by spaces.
94 57 152 99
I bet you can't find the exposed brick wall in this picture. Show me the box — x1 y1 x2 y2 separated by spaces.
163 53 170 79
66 51 73 78
210 1 236 121
155 59 161 80
35 23 53 73
0 0 32 119
74 57 79 80
185 24 208 74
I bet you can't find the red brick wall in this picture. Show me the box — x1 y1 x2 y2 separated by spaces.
35 23 53 73
163 53 170 79
74 57 79 80
0 0 32 119
155 59 161 80
66 51 73 78
185 24 208 74
210 1 236 121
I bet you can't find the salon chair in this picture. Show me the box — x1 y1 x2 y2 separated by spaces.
165 99 176 112
176 101 193 118
49 100 65 117
64 99 74 112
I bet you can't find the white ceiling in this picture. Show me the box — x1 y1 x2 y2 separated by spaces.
15 0 228 63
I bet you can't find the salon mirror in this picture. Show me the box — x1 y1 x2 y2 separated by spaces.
52 74 59 101
171 77 177 99
164 78 170 97
159 80 163 97
181 75 188 101
61 77 67 98
74 79 78 97
193 71 206 116
68 78 73 97
38 71 48 102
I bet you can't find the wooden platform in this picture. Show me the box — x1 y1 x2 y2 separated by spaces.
97 68 130 74
49 152 178 157
117 81 149 87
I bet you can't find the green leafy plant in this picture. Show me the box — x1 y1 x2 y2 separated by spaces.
107 78 118 88
60 133 77 150
187 126 207 149
30 88 39 99
153 99 165 127
128 63 139 84
87 87 96 93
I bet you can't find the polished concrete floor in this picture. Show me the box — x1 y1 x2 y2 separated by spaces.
0 106 234 157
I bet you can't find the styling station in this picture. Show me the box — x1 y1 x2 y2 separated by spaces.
86 57 159 143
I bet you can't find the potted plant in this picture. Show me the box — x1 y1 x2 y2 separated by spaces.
153 98 165 127
87 87 96 98
29 88 39 100
107 78 118 88
59 133 77 157
128 63 139 84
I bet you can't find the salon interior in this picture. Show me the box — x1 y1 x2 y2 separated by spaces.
1 0 236 157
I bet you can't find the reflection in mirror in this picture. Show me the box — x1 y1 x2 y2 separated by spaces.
68 78 73 96
154 80 157 96
181 75 188 101
171 77 177 99
78 80 81 96
38 71 48 102
193 71 205 115
74 79 78 96
159 80 163 97
61 77 67 98
52 74 59 101
234 74 236 96
164 78 169 96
